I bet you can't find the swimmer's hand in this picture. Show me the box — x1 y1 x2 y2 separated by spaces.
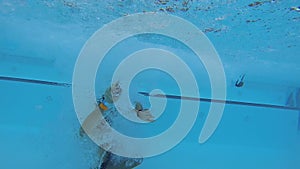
136 109 155 122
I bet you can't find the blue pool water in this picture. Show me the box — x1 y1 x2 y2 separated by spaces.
0 1 300 169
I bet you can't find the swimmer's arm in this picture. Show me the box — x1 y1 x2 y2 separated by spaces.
80 105 103 137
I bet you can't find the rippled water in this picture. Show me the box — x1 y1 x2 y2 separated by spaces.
0 0 299 169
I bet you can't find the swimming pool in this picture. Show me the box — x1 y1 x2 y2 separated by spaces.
0 0 299 169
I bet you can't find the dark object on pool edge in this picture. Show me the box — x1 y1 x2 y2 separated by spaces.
0 76 71 87
235 74 245 87
290 6 300 12
138 92 300 111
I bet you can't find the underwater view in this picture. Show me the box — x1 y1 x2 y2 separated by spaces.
0 0 300 169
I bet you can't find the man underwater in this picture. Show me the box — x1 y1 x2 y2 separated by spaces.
80 81 143 169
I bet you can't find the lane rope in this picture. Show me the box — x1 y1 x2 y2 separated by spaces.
0 76 71 87
138 91 300 111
